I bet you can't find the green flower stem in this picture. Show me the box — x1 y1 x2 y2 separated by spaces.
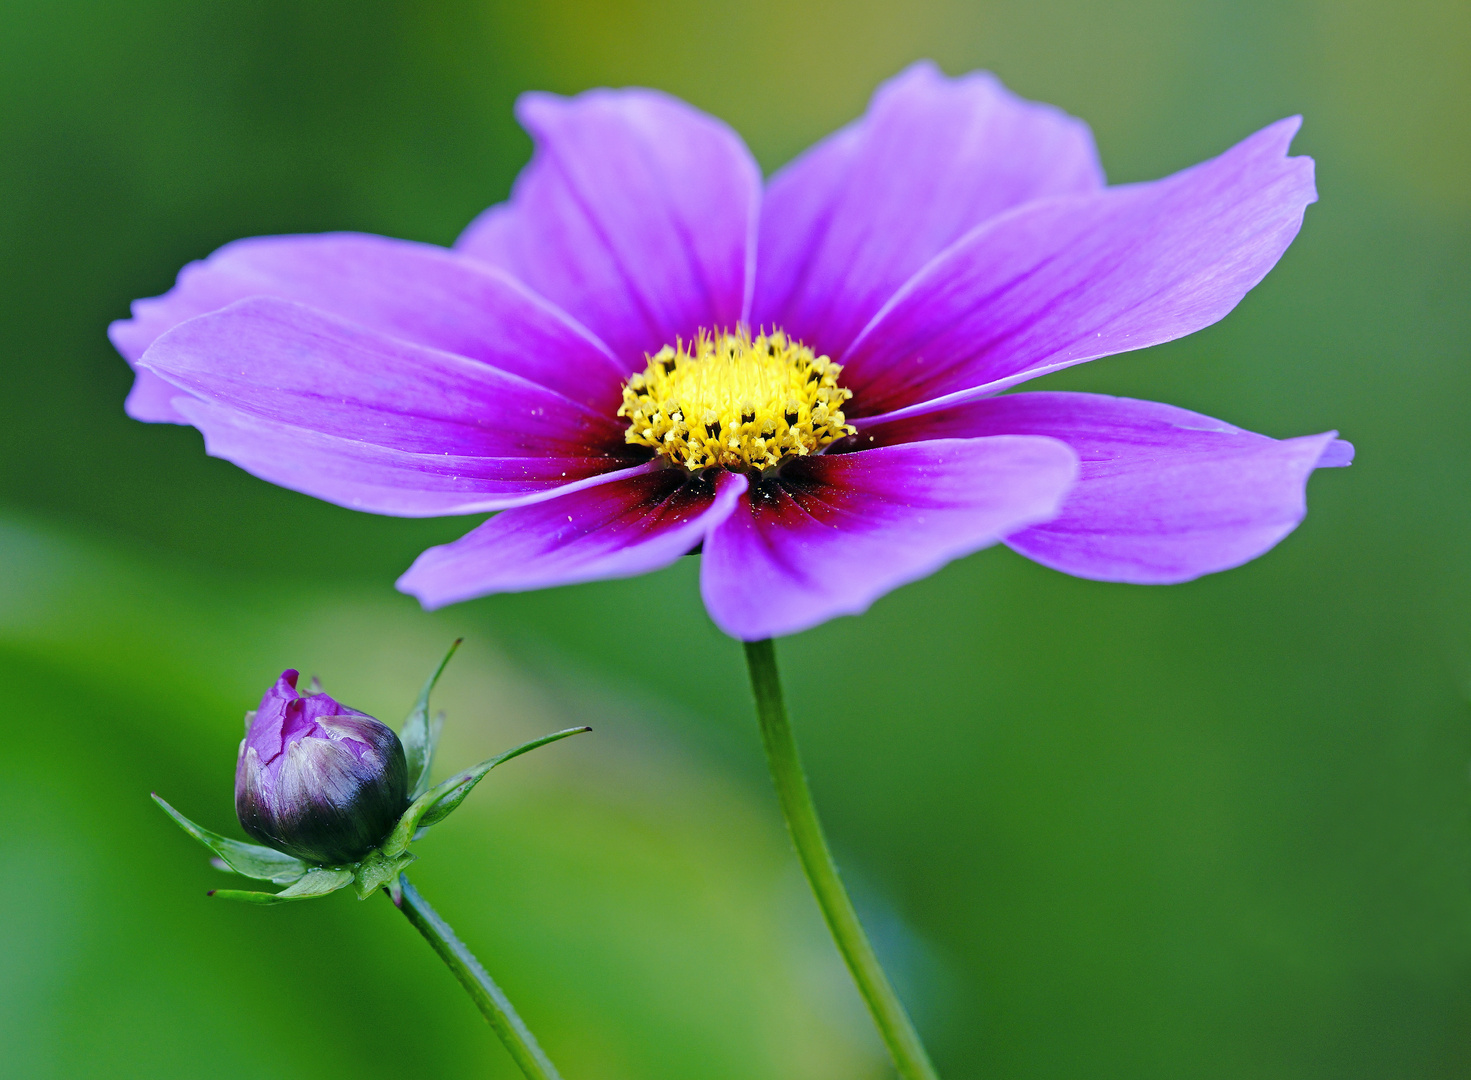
393 874 563 1080
743 639 940 1080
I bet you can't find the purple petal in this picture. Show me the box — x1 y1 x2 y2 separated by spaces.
842 117 1317 420
700 436 1078 640
169 396 649 517
456 88 761 368
110 232 626 415
857 391 1351 583
124 369 195 424
398 467 747 609
139 297 640 516
1316 439 1355 468
752 61 1103 359
246 669 374 765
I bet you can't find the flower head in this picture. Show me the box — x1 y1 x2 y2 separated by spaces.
620 328 854 473
114 62 1350 640
236 670 408 865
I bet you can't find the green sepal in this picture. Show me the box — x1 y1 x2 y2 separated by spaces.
381 726 592 857
209 867 355 905
354 849 417 899
153 793 308 884
402 639 462 801
416 729 589 829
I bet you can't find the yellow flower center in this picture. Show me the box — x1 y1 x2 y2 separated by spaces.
619 328 855 474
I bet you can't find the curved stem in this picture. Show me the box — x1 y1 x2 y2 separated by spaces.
743 639 940 1080
393 874 564 1080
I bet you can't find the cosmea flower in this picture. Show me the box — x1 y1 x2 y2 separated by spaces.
113 63 1350 640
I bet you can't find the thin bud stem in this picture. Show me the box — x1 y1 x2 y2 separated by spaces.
393 874 564 1080
743 639 940 1080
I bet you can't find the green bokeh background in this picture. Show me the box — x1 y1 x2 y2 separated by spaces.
1 0 1468 1076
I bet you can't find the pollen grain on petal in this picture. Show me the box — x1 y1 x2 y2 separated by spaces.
618 327 854 474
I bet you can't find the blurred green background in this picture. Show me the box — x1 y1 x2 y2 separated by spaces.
0 0 1468 1076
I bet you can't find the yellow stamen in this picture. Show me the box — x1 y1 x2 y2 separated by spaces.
619 328 855 473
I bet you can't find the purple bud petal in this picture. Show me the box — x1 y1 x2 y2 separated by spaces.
235 670 408 865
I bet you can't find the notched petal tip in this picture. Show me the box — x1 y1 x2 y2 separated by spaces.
512 84 746 142
121 368 193 425
1318 436 1354 468
107 315 147 364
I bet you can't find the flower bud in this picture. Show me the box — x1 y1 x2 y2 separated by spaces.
235 670 408 865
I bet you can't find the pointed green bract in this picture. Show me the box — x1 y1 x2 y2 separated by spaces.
381 727 592 857
354 849 417 899
420 727 593 829
153 793 307 884
210 867 354 904
402 639 462 801
277 866 355 897
208 889 288 904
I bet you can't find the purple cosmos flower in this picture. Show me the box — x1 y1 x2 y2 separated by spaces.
113 62 1350 640
236 670 408 865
